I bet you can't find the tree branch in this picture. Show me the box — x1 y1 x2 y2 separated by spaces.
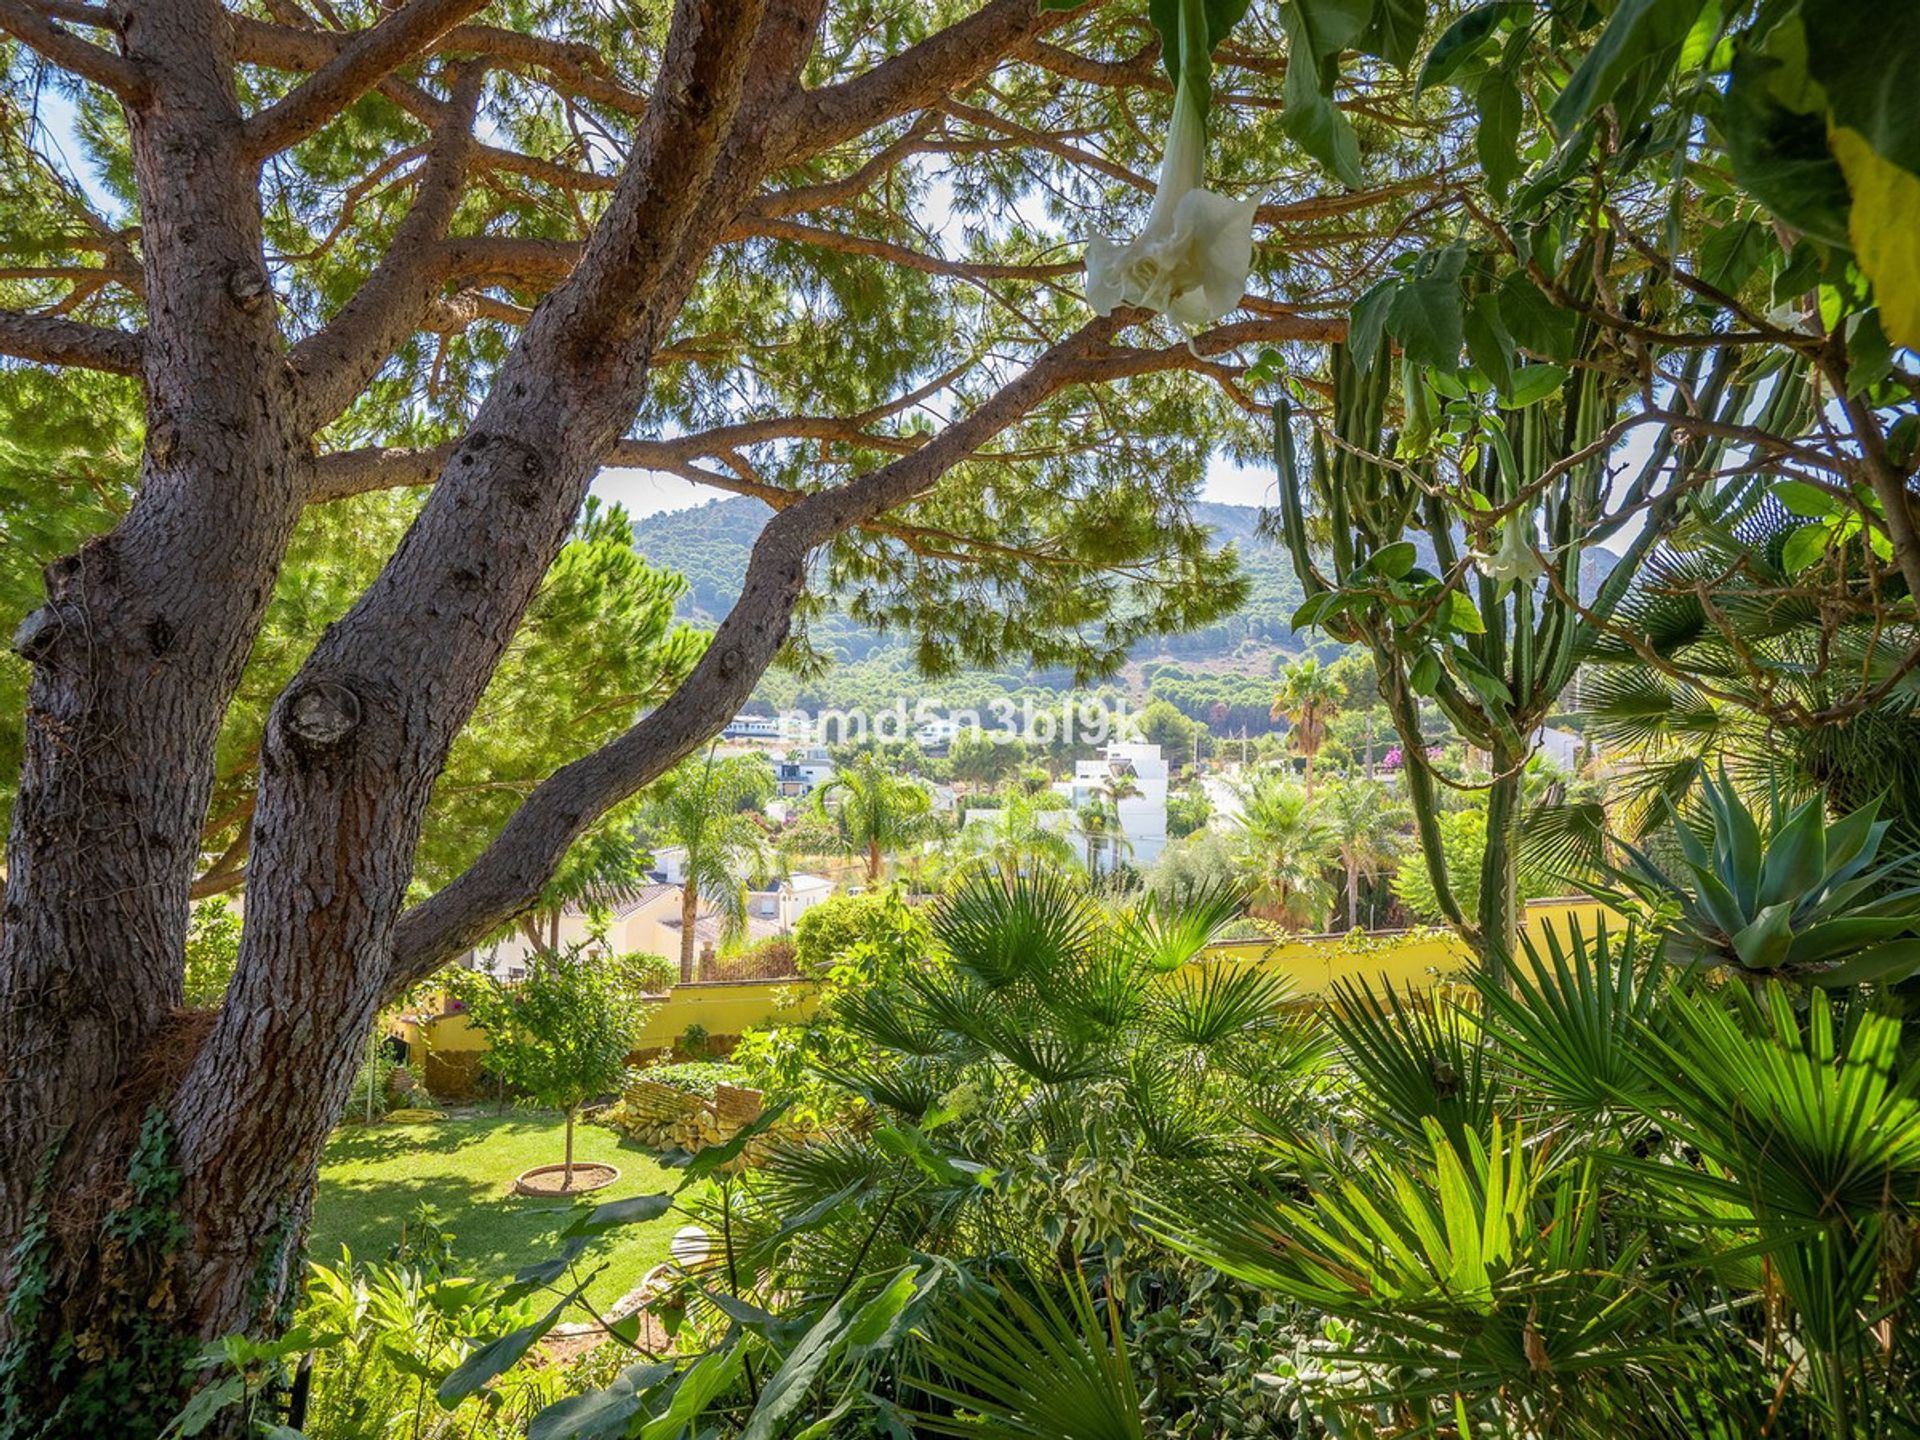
0 0 143 98
288 65 483 428
384 314 1122 990
0 308 143 373
244 0 490 159
776 0 1094 162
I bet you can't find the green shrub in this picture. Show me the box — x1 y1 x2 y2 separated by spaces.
791 891 902 974
615 949 677 994
632 1059 743 1097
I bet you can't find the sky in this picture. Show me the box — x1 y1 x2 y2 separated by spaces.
590 451 1279 520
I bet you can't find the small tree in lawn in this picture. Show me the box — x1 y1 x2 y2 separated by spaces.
461 950 638 1192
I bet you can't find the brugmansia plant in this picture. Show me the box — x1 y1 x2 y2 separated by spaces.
1083 0 1256 326
1591 770 1920 986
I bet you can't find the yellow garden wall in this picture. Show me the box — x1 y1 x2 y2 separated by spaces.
397 979 824 1096
1207 897 1613 996
397 898 1612 1091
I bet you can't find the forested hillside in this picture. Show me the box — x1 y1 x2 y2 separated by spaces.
634 495 1310 665
632 495 1615 731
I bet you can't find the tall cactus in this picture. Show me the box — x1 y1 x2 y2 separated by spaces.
1273 332 1792 983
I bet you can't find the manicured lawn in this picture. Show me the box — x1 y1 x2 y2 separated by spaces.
310 1107 683 1315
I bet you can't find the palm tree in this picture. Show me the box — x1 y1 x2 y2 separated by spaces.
813 753 934 885
1232 771 1335 930
643 750 771 982
1319 777 1408 930
1271 656 1346 797
961 788 1080 878
1076 768 1142 876
1076 795 1123 875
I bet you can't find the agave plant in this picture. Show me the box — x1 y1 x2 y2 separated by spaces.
1591 770 1920 986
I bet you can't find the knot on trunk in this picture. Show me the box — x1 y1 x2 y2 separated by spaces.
284 681 362 746
453 431 547 503
12 605 62 662
227 265 270 311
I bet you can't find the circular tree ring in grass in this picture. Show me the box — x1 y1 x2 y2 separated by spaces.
511 1162 621 1197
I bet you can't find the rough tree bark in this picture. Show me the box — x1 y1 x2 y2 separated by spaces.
0 0 1332 1428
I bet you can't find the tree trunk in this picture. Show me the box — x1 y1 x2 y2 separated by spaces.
679 882 701 984
1478 740 1524 990
1347 861 1359 930
0 6 801 1429
0 5 310 1428
563 1106 576 1191
0 3 1112 1424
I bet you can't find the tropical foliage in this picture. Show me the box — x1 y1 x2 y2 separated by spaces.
1589 770 1920 986
1231 772 1336 929
812 754 934 885
641 752 776 981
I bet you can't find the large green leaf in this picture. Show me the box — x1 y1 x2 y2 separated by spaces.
1417 0 1527 95
1385 246 1468 369
1280 0 1366 186
739 1269 927 1440
1549 0 1708 137
1359 0 1425 70
1475 69 1524 199
1347 276 1398 373
1496 274 1577 360
438 1281 585 1406
635 1349 747 1440
527 1361 676 1440
1729 901 1794 970
1756 796 1828 909
1815 938 1920 987
1800 0 1920 179
1723 32 1853 248
1147 0 1257 96
562 1190 674 1239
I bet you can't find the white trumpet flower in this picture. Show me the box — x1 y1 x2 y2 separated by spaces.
1085 77 1257 327
1476 514 1547 585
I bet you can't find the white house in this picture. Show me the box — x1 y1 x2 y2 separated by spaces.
746 872 834 931
915 715 962 749
1055 741 1170 866
771 747 836 799
723 712 782 741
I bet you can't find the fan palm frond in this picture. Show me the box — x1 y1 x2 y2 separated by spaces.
1328 979 1500 1150
933 870 1099 990
1121 878 1248 971
1475 917 1666 1120
1151 962 1291 1051
913 1268 1143 1440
